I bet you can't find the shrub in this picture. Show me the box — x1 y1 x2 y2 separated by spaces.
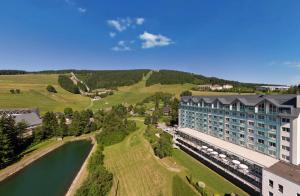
15 89 20 94
10 89 15 94
46 85 57 93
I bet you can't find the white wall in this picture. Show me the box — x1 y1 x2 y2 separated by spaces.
262 169 300 196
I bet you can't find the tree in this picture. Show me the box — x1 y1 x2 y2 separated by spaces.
180 90 192 97
0 116 19 167
46 85 57 93
170 98 179 125
15 89 21 94
64 107 73 118
58 115 68 137
9 89 15 94
41 112 58 139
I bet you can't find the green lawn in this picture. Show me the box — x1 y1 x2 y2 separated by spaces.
172 175 198 196
0 74 90 114
171 150 248 195
104 119 248 196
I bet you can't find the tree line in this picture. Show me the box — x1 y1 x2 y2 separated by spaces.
0 116 29 168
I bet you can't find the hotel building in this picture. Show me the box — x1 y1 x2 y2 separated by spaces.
176 95 300 195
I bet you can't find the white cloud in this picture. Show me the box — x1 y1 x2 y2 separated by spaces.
136 18 145 25
112 40 131 51
78 7 87 14
65 0 75 5
283 61 300 68
109 32 116 38
107 17 144 32
139 31 173 49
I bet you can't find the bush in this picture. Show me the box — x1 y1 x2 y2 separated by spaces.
180 90 192 97
15 89 20 94
10 89 15 94
46 85 57 93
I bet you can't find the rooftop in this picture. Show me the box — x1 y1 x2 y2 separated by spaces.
13 113 42 127
265 161 300 186
178 127 279 167
181 94 297 107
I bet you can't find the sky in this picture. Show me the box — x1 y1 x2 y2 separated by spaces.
1 0 300 84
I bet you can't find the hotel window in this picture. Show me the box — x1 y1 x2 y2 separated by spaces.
240 104 245 110
248 136 254 141
269 104 277 113
258 115 265 120
240 127 245 131
282 136 290 142
240 113 245 118
278 184 283 193
258 131 265 136
269 192 273 196
269 133 276 139
258 103 265 112
269 125 277 130
240 134 244 138
282 145 290 151
282 155 290 161
248 114 254 119
248 129 254 134
258 139 264 144
269 142 276 147
282 127 290 133
248 106 255 111
269 150 276 156
248 121 255 126
258 123 265 128
282 118 290 123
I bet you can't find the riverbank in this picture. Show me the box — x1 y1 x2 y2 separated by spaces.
65 136 97 196
0 134 93 183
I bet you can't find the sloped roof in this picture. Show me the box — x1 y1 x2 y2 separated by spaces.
181 94 297 107
13 113 42 127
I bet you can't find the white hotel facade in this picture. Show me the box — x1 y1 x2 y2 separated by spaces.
176 95 300 195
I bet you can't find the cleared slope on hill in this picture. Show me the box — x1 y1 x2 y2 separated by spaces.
0 74 90 113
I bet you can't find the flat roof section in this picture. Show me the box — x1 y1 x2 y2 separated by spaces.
178 127 279 167
265 161 300 186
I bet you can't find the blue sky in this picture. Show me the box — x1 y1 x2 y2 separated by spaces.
1 0 300 84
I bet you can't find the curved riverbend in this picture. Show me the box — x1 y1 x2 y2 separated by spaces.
0 140 93 196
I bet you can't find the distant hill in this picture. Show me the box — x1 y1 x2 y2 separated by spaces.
0 69 272 91
145 69 264 88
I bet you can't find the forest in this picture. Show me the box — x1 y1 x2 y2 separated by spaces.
58 75 80 94
145 70 262 90
76 69 150 90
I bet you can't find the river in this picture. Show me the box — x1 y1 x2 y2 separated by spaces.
0 140 92 196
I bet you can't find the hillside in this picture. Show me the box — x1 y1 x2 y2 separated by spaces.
75 69 150 90
145 69 262 88
0 74 90 114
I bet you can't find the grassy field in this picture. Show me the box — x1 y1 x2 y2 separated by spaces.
0 74 90 114
104 119 248 196
172 175 198 196
170 150 248 195
91 71 251 110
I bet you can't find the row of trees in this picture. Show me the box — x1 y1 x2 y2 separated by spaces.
144 126 173 158
0 116 28 168
34 109 96 142
76 69 150 90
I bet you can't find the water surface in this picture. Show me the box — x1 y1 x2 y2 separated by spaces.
0 140 92 196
